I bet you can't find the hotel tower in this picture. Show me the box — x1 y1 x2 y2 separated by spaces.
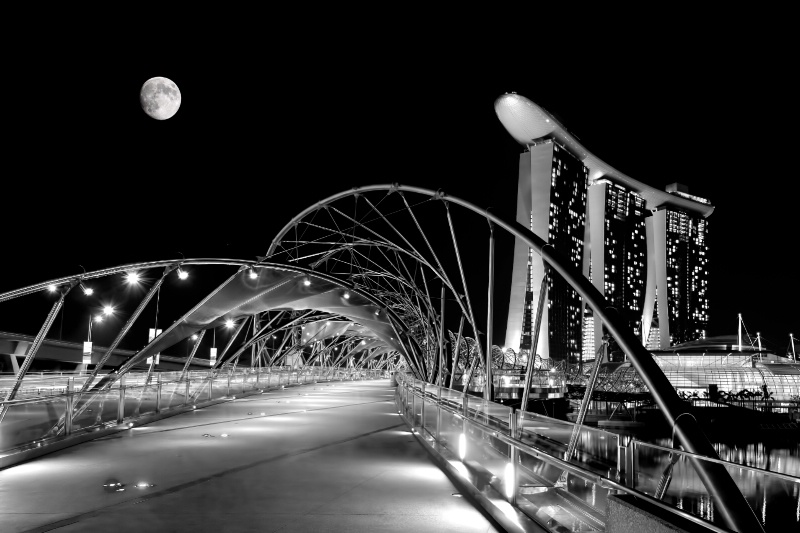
495 94 713 363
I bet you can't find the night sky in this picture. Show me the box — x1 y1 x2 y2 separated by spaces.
1 24 797 354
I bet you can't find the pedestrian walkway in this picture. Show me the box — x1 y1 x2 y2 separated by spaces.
0 379 499 533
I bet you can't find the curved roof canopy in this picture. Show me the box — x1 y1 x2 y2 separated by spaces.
494 93 714 218
129 265 406 369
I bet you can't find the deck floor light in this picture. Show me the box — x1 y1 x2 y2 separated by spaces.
303 277 311 286
248 269 258 280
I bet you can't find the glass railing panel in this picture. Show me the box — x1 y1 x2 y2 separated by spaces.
632 441 800 532
518 411 620 480
464 395 511 432
71 390 119 431
462 414 512 487
438 387 465 413
122 386 140 419
410 389 423 430
211 374 228 399
161 381 188 410
0 398 67 451
422 397 438 440
138 384 158 415
571 426 619 478
438 404 462 457
515 446 608 532
188 379 209 404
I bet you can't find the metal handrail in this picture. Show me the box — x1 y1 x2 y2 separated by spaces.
455 410 731 533
634 439 800 484
0 367 377 407
396 373 792 533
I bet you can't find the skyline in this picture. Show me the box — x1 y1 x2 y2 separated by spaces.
1 40 796 352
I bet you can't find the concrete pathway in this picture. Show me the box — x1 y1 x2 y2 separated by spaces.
0 379 499 533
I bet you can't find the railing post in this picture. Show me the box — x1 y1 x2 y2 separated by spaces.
117 375 126 423
411 380 416 429
155 373 162 413
227 369 232 397
208 372 213 400
436 384 442 442
626 438 636 488
420 382 426 435
404 378 409 415
64 378 73 436
616 436 627 484
185 378 191 406
508 408 518 505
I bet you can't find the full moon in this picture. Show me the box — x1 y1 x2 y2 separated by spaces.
140 77 181 120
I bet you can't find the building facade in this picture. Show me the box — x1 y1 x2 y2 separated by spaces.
641 184 711 348
505 139 587 364
583 179 648 358
495 93 713 362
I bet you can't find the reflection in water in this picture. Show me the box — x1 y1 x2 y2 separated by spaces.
561 428 800 531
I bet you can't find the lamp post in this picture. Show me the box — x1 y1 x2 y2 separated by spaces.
84 306 114 367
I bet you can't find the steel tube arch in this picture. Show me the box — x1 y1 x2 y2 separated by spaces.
266 184 763 533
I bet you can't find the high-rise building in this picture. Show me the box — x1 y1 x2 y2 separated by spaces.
584 179 648 356
504 138 588 364
641 184 711 348
495 94 713 361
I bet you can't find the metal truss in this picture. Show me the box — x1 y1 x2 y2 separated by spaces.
0 184 763 533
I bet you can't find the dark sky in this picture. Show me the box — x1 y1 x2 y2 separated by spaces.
1 22 797 352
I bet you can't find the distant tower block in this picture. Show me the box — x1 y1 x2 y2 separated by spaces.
584 179 648 356
504 138 587 363
642 184 711 348
495 94 713 358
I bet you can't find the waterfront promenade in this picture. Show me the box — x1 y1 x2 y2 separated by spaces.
0 380 498 533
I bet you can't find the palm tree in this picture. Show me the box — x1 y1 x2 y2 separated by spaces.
761 385 774 412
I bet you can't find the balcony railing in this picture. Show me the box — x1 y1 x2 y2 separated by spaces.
395 372 799 533
0 367 385 464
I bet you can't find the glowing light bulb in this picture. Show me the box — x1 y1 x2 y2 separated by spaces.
125 272 140 284
177 269 189 280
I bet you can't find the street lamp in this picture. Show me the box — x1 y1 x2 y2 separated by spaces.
84 307 113 367
87 306 114 343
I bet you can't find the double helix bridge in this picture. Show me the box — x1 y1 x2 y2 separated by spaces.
1 185 796 532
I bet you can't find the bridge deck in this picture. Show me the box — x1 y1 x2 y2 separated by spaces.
0 380 498 533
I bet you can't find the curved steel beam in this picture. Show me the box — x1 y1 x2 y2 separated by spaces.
266 184 763 533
